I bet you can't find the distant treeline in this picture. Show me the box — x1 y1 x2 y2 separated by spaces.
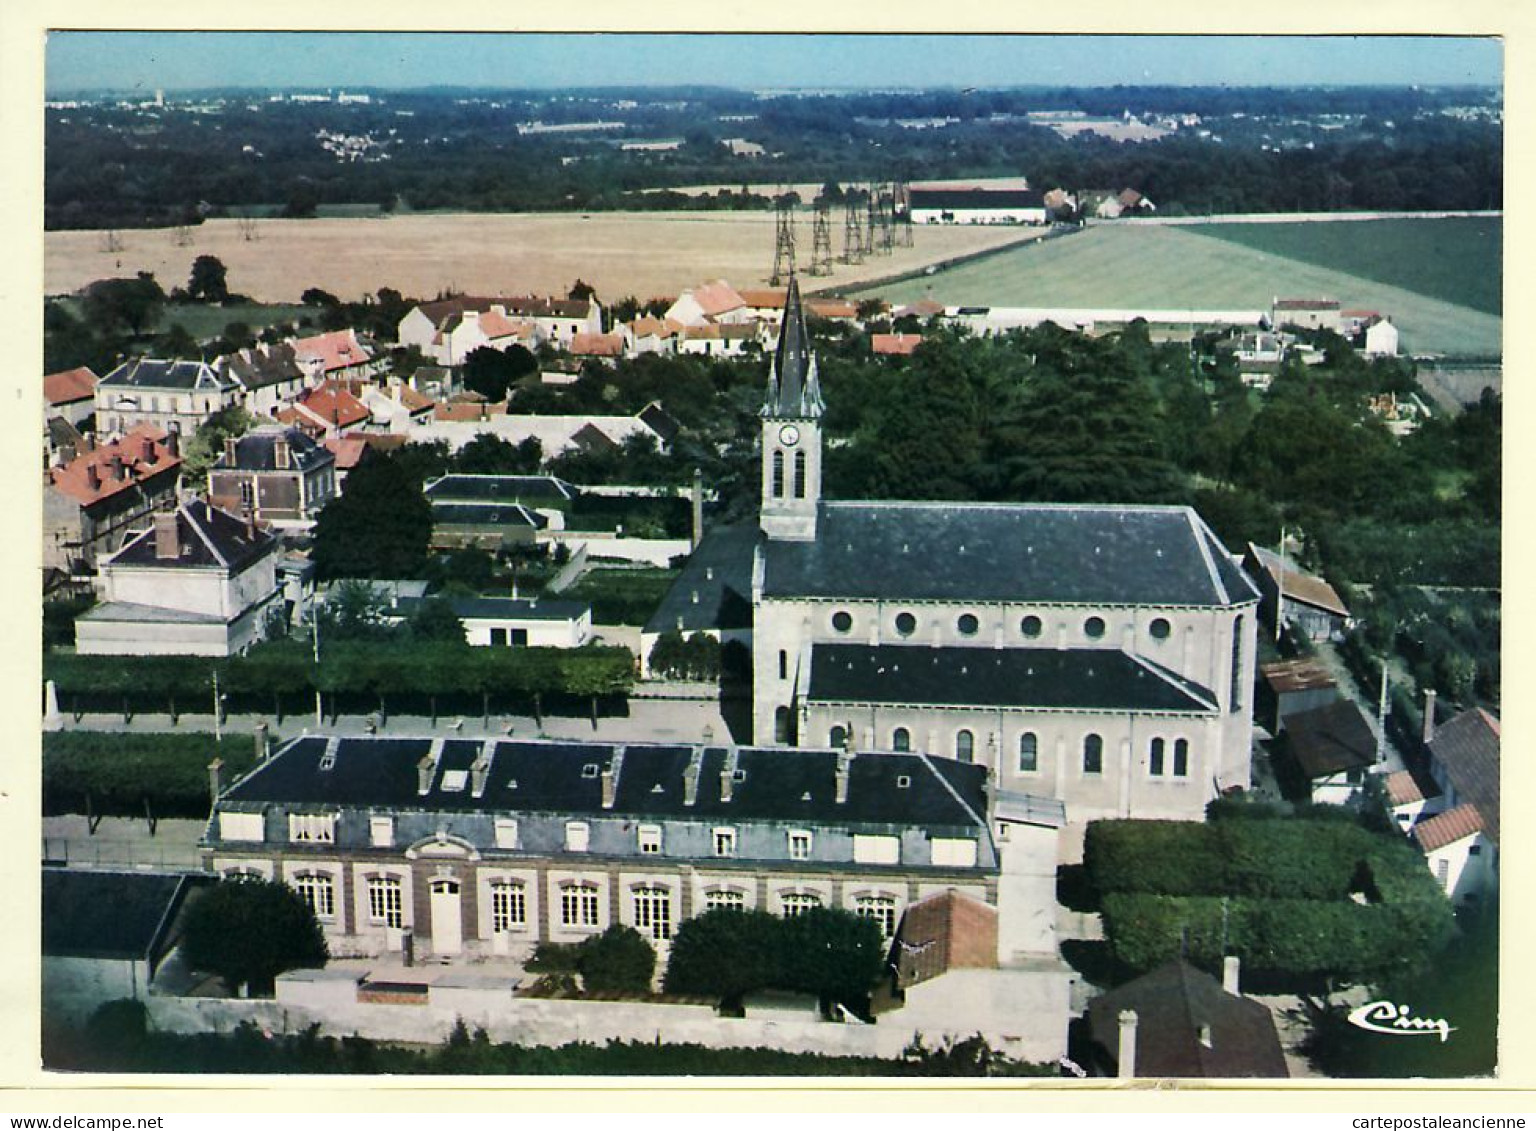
45 85 1501 229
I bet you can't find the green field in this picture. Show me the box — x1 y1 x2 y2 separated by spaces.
875 221 1501 358
155 301 315 340
1188 217 1501 317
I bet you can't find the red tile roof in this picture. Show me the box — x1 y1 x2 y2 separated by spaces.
872 333 923 356
283 382 371 431
1426 708 1500 844
44 366 98 407
1260 657 1337 695
807 298 858 320
570 332 624 357
738 288 787 310
688 280 746 318
477 311 535 342
292 329 374 374
434 401 508 422
324 432 408 470
1413 803 1485 853
1384 769 1427 807
626 317 680 340
49 424 180 507
897 300 945 317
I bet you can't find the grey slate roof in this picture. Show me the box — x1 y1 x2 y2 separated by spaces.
429 502 548 530
638 401 682 444
77 601 226 625
215 343 305 391
761 502 1258 607
1086 961 1289 1079
424 474 577 503
644 523 759 636
395 595 589 623
808 644 1218 713
219 736 989 832
763 276 824 420
42 869 205 962
108 499 276 572
214 425 333 473
99 358 237 393
1427 708 1500 844
1283 699 1376 779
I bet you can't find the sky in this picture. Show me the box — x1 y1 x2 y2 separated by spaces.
44 33 1502 95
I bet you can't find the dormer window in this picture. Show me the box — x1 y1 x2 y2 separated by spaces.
288 813 335 844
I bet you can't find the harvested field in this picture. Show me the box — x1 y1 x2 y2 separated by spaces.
873 222 1502 358
43 211 1030 306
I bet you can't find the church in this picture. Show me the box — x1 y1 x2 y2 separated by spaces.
670 276 1260 828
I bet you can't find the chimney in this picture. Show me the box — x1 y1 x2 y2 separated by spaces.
682 746 704 806
166 431 180 458
417 738 444 795
154 510 180 560
1117 1010 1139 1079
720 747 740 803
601 747 625 809
254 723 268 762
223 437 238 465
86 465 101 491
111 454 125 481
142 437 155 463
834 749 852 804
84 433 95 452
691 468 704 549
1223 955 1241 996
207 758 224 802
470 740 495 798
1423 689 1438 745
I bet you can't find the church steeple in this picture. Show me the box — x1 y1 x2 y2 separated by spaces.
763 276 824 420
759 275 823 541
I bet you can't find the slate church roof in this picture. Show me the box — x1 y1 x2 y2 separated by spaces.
761 501 1257 608
762 276 824 419
809 644 1219 713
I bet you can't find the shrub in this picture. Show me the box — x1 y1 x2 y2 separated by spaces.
576 926 656 994
181 877 329 995
43 731 258 818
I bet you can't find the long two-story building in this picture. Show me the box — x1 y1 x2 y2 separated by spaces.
204 735 1063 963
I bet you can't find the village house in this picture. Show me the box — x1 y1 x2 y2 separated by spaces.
1278 698 1376 805
1084 959 1287 1078
1402 707 1499 909
94 358 242 436
358 380 437 434
620 317 683 356
291 328 382 383
276 382 373 440
75 498 282 657
206 423 337 528
395 594 593 649
677 322 764 358
665 280 748 327
44 425 182 575
569 331 625 364
1243 544 1352 643
871 333 923 357
44 366 98 429
214 341 312 419
1363 317 1400 358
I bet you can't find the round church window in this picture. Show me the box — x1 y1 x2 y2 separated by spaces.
957 613 979 637
1150 617 1172 641
1021 615 1043 639
1084 616 1106 639
831 610 853 634
894 612 918 637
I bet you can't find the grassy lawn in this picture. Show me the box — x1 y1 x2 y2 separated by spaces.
875 222 1501 358
561 567 678 626
155 300 317 341
1187 217 1502 317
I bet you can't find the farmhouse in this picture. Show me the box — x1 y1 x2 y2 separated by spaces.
203 734 1063 964
908 188 1048 225
1279 699 1376 806
44 366 98 428
214 342 311 418
1407 707 1499 908
1271 297 1342 334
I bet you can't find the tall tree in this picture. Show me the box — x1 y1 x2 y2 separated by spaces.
311 451 434 580
180 877 328 995
187 255 230 304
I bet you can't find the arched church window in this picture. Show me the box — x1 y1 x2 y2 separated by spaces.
1083 734 1104 774
794 450 807 499
955 730 974 763
772 450 785 498
892 727 911 753
774 706 792 744
830 725 847 749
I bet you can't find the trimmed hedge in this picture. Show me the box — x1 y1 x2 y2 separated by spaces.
1086 818 1456 983
43 731 259 818
44 641 636 719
